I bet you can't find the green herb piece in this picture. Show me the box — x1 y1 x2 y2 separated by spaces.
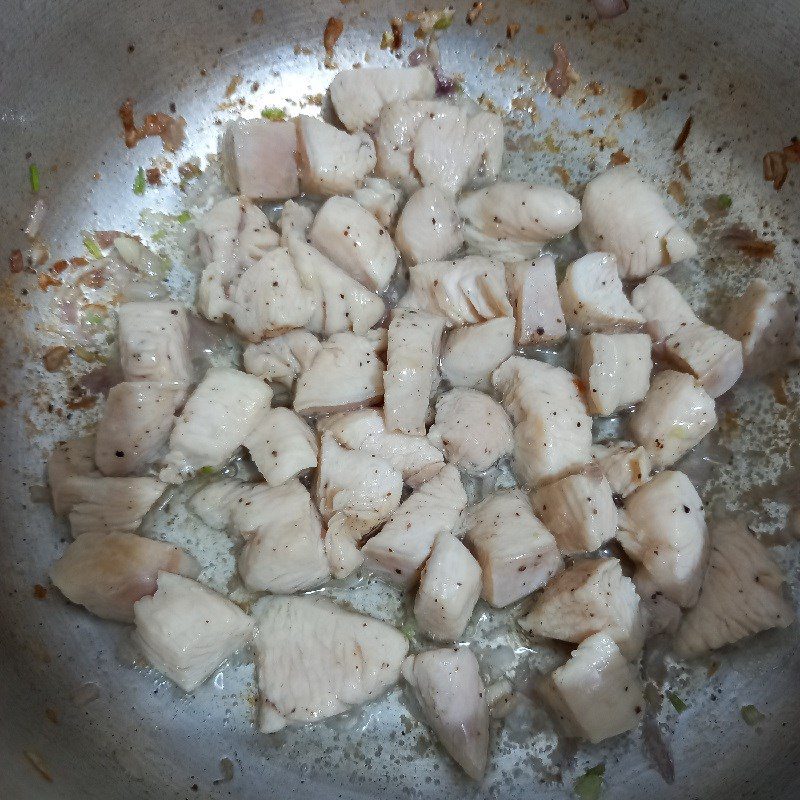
29 164 40 193
85 312 103 325
176 210 193 224
151 229 167 242
574 764 605 800
198 466 215 475
717 194 732 209
83 237 103 260
741 704 765 726
261 107 286 121
433 14 453 30
133 167 146 196
398 621 416 640
666 691 687 713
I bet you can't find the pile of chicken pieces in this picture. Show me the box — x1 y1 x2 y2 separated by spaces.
47 65 798 780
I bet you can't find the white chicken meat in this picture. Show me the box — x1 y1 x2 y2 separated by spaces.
48 435 98 515
578 165 697 278
395 185 463 266
505 256 567 346
243 330 321 401
439 317 515 390
253 595 409 731
632 567 683 638
244 407 318 486
463 489 563 608
351 177 404 229
590 441 652 498
188 478 249 530
630 274 698 351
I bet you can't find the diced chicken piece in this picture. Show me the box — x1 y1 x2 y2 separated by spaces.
293 332 384 415
673 520 795 658
463 489 563 608
329 66 436 131
428 389 513 474
244 408 317 486
540 632 644 743
48 436 98 516
161 368 272 483
133 572 254 692
492 357 593 488
231 480 330 593
629 370 716 469
243 330 321 399
576 332 652 415
395 186 463 266
531 469 617 555
414 532 482 641
296 115 376 196
558 253 645 334
458 183 582 260
506 256 566 346
632 567 682 637
324 528 365 579
187 478 248 529
253 595 409 731
402 647 489 780
316 434 403 541
440 318 515 390
578 165 698 279
724 278 800 377
95 382 185 476
590 441 652 498
401 256 513 326
486 679 517 719
383 309 446 435
630 275 697 353
118 302 191 384
361 465 467 587
617 470 708 607
50 531 200 622
310 196 399 292
318 408 444 488
519 558 645 659
221 118 299 201
351 177 403 229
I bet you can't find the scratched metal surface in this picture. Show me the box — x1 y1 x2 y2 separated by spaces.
0 0 798 798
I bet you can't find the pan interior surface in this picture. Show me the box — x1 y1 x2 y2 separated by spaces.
0 1 798 798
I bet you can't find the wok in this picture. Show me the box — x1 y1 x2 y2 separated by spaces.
1 0 798 798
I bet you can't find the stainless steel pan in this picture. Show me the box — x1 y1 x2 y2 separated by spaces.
1 0 798 797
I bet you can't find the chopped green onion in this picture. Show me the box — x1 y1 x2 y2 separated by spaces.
717 194 732 209
151 229 167 242
574 764 605 800
261 107 286 121
176 210 193 224
29 164 40 193
666 691 687 713
741 704 765 726
133 167 146 196
83 237 103 260
198 466 215 475
85 312 103 325
433 14 453 30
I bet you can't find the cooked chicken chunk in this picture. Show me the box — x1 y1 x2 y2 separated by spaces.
578 165 697 279
309 196 399 292
632 567 682 637
540 632 644 743
428 389 513 474
329 65 436 131
395 186 463 265
161 367 272 483
486 679 516 720
221 118 299 201
458 183 581 260
293 332 384 415
558 252 645 334
519 558 645 659
415 532 482 641
361 465 467 587
324 527 365 579
318 408 444 488
383 309 446 435
629 274 696 350
48 435 99 516
316 434 403 542
629 370 716 469
253 595 409 731
492 356 592 488
723 278 800 376
531 469 617 554
401 256 513 326
673 520 795 658
506 256 567 346
244 408 317 486
590 441 652 498
402 647 489 780
95 382 185 476
351 177 404 229
440 318 515 390
576 332 652 415
617 470 708 607
133 572 254 692
50 532 200 623
243 330 321 400
463 489 563 608
118 302 191 384
296 114 376 196
187 478 248 529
